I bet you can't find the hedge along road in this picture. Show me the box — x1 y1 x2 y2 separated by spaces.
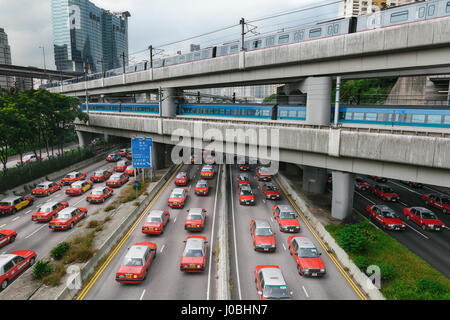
77 163 223 300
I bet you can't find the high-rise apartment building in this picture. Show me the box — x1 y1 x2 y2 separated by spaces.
339 0 420 17
51 0 130 73
0 27 12 89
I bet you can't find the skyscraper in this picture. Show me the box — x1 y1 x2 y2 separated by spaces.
338 0 420 17
0 27 12 89
51 0 130 73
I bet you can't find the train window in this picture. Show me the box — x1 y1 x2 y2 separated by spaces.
418 7 425 18
262 110 271 117
293 32 300 41
428 5 435 16
287 111 296 118
179 55 186 63
412 114 425 123
220 46 228 56
344 112 353 120
353 112 364 121
339 112 346 120
309 28 322 38
241 109 248 116
230 45 239 53
202 50 210 58
298 110 306 118
328 25 333 35
447 2 450 13
280 110 288 118
444 115 450 124
390 11 409 23
334 24 340 34
265 37 275 47
427 115 442 124
252 40 262 49
365 113 377 121
278 34 290 44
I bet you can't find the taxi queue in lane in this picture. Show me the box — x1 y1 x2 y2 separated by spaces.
0 150 134 291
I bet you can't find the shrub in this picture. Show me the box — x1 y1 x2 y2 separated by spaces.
32 260 53 280
416 278 446 295
354 255 370 271
51 242 70 260
87 220 100 228
104 204 116 212
41 263 66 287
337 223 369 254
378 263 397 281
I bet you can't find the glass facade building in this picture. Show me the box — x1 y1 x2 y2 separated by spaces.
51 0 129 73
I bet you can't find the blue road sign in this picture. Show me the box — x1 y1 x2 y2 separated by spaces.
132 138 153 168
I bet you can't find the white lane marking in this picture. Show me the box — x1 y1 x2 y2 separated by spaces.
160 244 165 253
230 166 242 300
355 191 375 205
0 224 6 228
173 217 177 224
403 222 430 239
25 210 32 214
139 289 146 301
73 197 86 206
282 243 287 251
302 286 310 298
25 224 47 239
206 164 221 301
389 181 421 195
12 216 21 222
399 201 409 207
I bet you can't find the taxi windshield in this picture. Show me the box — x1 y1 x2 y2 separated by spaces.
298 247 320 258
381 210 399 219
241 189 253 196
65 174 76 178
381 187 394 193
422 211 437 219
94 171 104 176
146 217 162 223
172 192 183 198
92 190 104 195
184 249 204 257
279 211 295 219
39 206 53 213
122 257 143 267
187 214 202 221
56 213 71 219
265 185 278 191
197 183 207 188
441 197 450 204
255 227 273 237
36 184 47 189
263 285 290 299
0 201 11 206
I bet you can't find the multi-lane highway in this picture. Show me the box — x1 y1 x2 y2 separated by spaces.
352 177 450 279
77 163 222 300
228 164 365 300
0 151 131 283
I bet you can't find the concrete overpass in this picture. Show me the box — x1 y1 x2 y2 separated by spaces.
0 63 82 80
49 17 450 97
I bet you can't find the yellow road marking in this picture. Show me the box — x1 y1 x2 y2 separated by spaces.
76 164 183 300
274 176 367 300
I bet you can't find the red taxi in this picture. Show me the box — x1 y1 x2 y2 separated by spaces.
175 172 189 186
106 173 129 188
272 205 300 233
185 208 206 232
288 236 326 277
31 181 62 197
61 171 86 185
194 180 209 196
0 196 34 216
366 204 406 231
200 165 214 179
86 187 113 204
403 207 445 231
250 219 276 252
369 184 400 202
106 153 121 162
168 188 188 209
355 177 369 191
115 242 157 284
239 184 255 205
114 160 131 172
237 173 250 185
0 250 36 290
0 230 17 248
124 166 135 176
421 193 450 214
142 210 170 235
49 207 87 231
32 201 68 222
262 182 280 200
180 236 207 272
90 169 112 183
65 180 93 196
255 265 292 300
256 167 272 181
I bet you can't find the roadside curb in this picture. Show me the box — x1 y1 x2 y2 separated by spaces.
216 164 230 300
55 163 181 300
277 172 386 301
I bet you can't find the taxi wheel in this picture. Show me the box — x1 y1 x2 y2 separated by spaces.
383 224 387 230
1 279 8 290
12 208 17 215
421 224 426 231
406 215 410 221
9 235 15 243
443 209 447 214
425 201 429 206
70 222 75 229
29 257 35 266
297 265 303 275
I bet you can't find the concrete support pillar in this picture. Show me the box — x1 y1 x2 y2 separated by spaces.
304 77 332 125
76 131 89 148
161 88 184 117
151 142 166 170
135 92 152 103
103 134 110 143
302 165 327 194
331 171 355 220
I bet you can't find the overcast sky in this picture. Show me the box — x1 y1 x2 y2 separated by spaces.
1 0 339 69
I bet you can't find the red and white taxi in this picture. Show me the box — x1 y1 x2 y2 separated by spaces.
142 210 170 235
355 177 369 191
288 236 326 277
115 242 157 283
366 204 405 231
185 208 206 232
0 196 34 216
175 172 189 186
262 182 280 200
239 184 255 206
114 160 131 172
272 205 300 233
49 207 88 231
61 171 86 185
369 184 400 202
200 165 214 179
0 230 17 248
421 193 450 214
403 207 445 231
90 169 112 183
255 265 292 300
31 181 62 197
124 166 135 176
0 250 36 290
256 167 272 182
106 173 129 188
250 219 276 252
237 156 249 171
168 188 188 209
86 187 113 204
180 236 208 272
194 180 209 196
118 149 129 157
106 153 121 162
32 201 69 222
65 180 93 196
237 173 250 186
